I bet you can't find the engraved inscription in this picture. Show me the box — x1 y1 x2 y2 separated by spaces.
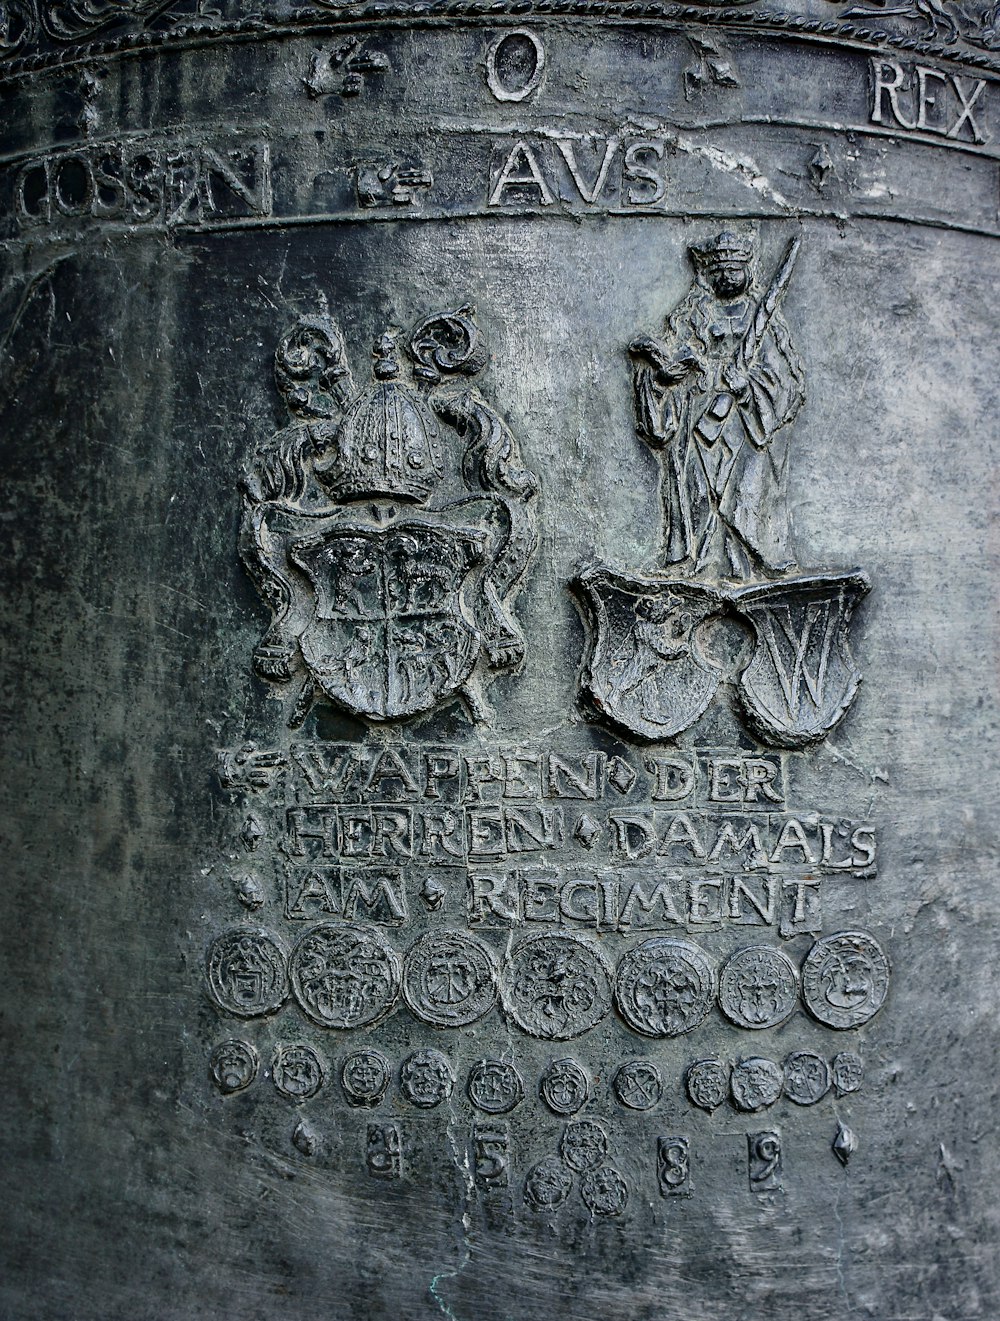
748 1130 783 1192
473 1124 511 1189
367 1122 403 1178
488 131 668 211
657 1136 692 1197
15 139 271 232
485 29 545 103
870 58 989 144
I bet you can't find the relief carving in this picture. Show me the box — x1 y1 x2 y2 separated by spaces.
240 305 538 726
575 232 871 748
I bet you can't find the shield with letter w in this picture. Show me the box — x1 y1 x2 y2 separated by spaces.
732 570 871 748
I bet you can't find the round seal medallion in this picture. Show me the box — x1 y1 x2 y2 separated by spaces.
289 924 400 1029
272 1043 325 1101
614 939 714 1037
501 934 612 1040
206 929 288 1017
832 1051 864 1096
685 1058 729 1112
341 1048 391 1106
560 1119 608 1172
539 1058 590 1115
730 1057 783 1112
399 1048 455 1107
580 1166 629 1217
467 1058 524 1114
613 1060 663 1111
801 930 890 1029
783 1050 831 1105
209 1040 258 1094
402 930 498 1027
524 1157 573 1210
719 945 799 1029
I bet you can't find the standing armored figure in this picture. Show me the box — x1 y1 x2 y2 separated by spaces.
630 231 805 580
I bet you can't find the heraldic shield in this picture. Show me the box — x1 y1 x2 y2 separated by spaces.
290 523 484 721
576 569 725 740
732 571 871 749
239 305 538 725
575 231 870 748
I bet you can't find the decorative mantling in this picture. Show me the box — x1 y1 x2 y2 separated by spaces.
2 0 1000 78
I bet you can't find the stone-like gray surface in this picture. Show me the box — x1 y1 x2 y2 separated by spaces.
1 13 998 1321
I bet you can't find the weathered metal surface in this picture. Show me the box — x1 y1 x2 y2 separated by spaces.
1 4 998 1319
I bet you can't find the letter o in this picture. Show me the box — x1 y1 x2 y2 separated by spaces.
485 29 545 103
53 153 94 217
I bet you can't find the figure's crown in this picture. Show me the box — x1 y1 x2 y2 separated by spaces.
319 331 444 504
691 230 754 266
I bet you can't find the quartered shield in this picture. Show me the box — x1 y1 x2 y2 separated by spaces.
290 521 484 719
731 570 871 747
575 568 726 740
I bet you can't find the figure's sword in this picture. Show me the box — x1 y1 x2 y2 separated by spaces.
694 234 801 447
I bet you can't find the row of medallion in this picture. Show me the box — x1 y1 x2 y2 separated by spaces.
207 924 890 1036
210 1040 863 1114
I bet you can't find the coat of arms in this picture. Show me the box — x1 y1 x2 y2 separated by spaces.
575 231 869 747
240 305 538 724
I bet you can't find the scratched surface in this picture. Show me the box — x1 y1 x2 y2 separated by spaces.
1 16 999 1321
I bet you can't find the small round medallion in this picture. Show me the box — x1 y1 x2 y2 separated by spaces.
272 1043 325 1101
580 1166 629 1217
560 1119 608 1172
832 1051 864 1096
615 938 715 1037
289 923 400 1029
209 1040 258 1094
341 1049 392 1107
467 1059 524 1114
613 1060 663 1111
399 1048 455 1108
206 929 288 1017
783 1050 831 1105
685 1058 729 1112
719 945 799 1029
730 1057 784 1112
501 934 612 1040
403 930 499 1028
524 1157 573 1210
539 1058 590 1115
801 930 890 1029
